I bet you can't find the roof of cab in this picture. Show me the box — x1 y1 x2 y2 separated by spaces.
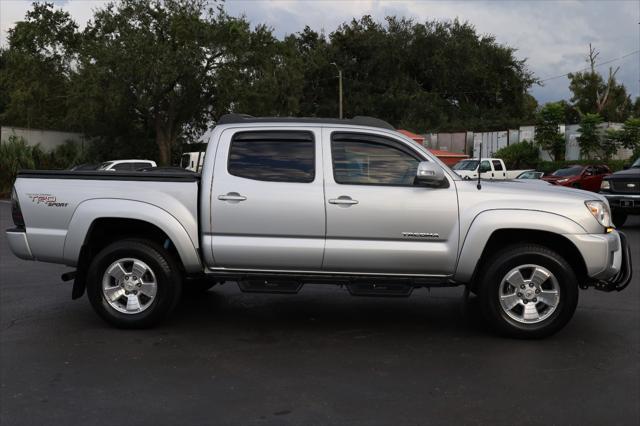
216 114 395 131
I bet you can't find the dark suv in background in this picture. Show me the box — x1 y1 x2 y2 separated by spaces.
600 157 640 227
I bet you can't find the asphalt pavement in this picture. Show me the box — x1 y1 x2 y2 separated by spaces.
1 200 639 426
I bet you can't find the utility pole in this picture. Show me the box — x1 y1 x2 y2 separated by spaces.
331 62 343 119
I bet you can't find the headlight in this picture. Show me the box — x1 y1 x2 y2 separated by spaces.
557 178 569 184
600 180 610 190
585 200 611 227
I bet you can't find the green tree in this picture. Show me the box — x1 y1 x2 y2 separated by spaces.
534 102 565 161
577 113 605 159
74 0 245 165
568 44 632 122
607 118 640 158
0 2 79 130
494 141 539 169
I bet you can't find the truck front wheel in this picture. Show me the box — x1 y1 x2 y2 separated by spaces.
477 244 579 338
86 239 182 328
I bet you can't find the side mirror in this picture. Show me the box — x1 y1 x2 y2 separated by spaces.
415 161 447 187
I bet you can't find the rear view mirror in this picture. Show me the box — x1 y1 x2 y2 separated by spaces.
415 161 447 187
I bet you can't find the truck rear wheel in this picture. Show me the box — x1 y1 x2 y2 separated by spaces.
86 238 182 328
477 244 578 338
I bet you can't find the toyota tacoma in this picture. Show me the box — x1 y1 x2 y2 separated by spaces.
6 115 632 338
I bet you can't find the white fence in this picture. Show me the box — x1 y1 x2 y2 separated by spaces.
1 126 88 152
468 123 631 161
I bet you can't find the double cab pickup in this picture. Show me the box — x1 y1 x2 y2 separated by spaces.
6 115 632 338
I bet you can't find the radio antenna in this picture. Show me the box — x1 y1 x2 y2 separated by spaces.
477 134 482 190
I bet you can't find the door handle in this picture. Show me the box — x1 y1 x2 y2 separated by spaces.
218 192 247 202
329 196 359 206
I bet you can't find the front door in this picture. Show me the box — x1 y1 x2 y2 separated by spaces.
210 127 325 270
322 129 459 275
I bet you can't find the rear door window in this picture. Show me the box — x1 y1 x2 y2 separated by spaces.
228 131 315 183
132 162 153 170
111 162 133 171
492 160 504 171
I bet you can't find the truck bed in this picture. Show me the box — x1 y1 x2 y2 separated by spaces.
13 170 200 269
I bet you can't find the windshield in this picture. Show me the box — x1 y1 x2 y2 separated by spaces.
632 158 640 168
97 162 113 170
553 166 583 177
453 160 478 171
517 171 541 179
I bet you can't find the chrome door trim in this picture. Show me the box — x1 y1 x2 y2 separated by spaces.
205 265 452 278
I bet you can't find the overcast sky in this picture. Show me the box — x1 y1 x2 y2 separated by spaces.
1 0 639 104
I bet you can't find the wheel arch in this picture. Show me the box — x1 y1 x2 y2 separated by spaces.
455 210 588 287
64 199 201 274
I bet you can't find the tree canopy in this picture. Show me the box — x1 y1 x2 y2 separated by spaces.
1 1 543 164
567 44 633 123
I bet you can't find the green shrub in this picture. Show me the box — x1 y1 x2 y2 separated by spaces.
0 135 39 194
37 140 87 169
495 141 540 169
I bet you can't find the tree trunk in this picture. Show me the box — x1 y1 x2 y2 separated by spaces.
155 116 173 166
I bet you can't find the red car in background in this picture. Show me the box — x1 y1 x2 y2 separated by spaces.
542 164 611 192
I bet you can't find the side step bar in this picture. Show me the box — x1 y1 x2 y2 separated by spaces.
236 279 416 297
238 279 302 294
347 281 413 297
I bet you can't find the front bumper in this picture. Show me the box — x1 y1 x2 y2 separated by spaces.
565 230 632 292
6 228 34 260
591 232 633 292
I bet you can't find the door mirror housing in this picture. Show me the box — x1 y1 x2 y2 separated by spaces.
415 161 447 187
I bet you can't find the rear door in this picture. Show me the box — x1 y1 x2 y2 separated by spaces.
492 160 506 179
210 127 325 270
321 129 459 275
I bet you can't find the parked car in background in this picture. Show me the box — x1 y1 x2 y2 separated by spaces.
452 158 527 180
600 157 640 227
516 170 544 179
181 151 205 172
542 165 610 192
70 163 99 171
138 166 198 174
97 159 157 171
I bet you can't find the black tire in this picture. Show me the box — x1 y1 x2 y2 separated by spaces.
477 244 579 339
86 238 182 328
612 211 627 228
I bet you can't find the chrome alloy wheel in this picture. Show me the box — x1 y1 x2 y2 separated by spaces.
498 264 560 324
102 258 158 314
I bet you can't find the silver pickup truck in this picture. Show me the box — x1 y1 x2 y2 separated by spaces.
6 115 632 337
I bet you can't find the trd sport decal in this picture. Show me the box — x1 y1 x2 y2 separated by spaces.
26 193 69 207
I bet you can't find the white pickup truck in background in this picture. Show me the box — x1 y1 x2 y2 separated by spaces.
453 158 528 180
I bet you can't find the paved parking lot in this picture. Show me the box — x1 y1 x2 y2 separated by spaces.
1 200 638 426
